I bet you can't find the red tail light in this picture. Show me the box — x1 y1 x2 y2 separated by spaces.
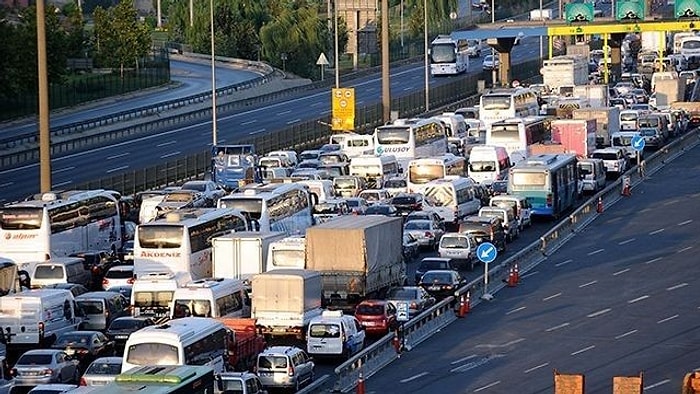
410 302 417 309
102 278 109 286
10 369 16 377
80 377 87 386
42 368 52 376
127 277 135 284
546 193 553 206
92 266 101 274
288 365 295 377
425 231 434 238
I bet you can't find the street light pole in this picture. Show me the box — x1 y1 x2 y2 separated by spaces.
210 0 217 146
334 1 340 88
491 0 497 86
424 0 429 112
37 0 51 192
401 0 404 48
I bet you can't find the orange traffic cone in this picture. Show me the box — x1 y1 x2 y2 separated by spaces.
456 292 470 317
513 263 520 285
462 291 471 315
356 372 366 394
621 176 632 197
597 196 604 213
507 266 517 287
392 332 401 355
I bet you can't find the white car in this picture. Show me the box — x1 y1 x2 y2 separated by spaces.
180 180 227 205
482 54 500 71
101 265 135 290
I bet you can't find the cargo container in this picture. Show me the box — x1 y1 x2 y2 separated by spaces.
212 232 286 281
572 106 620 148
550 119 597 158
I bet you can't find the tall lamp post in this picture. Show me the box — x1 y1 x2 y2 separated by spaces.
210 0 217 146
491 0 497 86
424 0 429 112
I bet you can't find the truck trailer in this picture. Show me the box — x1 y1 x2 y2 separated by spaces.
212 231 286 281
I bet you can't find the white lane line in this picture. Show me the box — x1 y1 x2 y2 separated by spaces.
400 372 428 383
524 362 549 374
571 345 595 356
618 238 636 245
628 295 650 304
521 271 538 279
678 246 693 253
645 257 662 265
241 120 257 125
506 306 526 315
663 199 679 205
657 314 679 324
587 248 604 256
579 280 597 288
545 322 569 332
667 283 689 291
587 308 612 318
53 181 72 187
501 338 525 347
474 381 501 392
649 228 665 235
613 268 630 276
53 166 75 174
615 329 638 339
356 100 364 105
678 220 693 226
160 151 181 159
0 182 12 188
543 293 562 301
286 118 301 124
320 110 331 115
106 166 129 174
555 259 573 267
248 129 266 135
644 379 671 390
450 355 477 365
106 153 129 160
156 141 177 147
277 110 291 115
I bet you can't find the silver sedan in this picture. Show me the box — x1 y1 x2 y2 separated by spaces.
403 219 445 250
11 349 80 388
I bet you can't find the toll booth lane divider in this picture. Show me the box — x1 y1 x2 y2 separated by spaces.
329 127 700 394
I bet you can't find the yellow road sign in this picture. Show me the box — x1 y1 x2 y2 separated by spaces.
547 20 696 36
332 88 355 131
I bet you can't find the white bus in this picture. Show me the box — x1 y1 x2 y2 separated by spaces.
0 190 123 270
134 208 249 282
217 183 314 236
373 118 448 170
122 317 229 373
329 133 374 158
478 87 540 128
430 35 470 76
170 278 248 319
420 177 482 224
406 154 467 193
486 116 549 164
349 154 401 189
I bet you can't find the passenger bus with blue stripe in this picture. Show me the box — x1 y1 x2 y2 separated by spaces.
507 154 579 218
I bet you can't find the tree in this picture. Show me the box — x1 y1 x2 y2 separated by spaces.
92 1 152 74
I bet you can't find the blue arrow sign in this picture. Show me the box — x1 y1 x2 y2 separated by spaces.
476 242 498 264
631 134 645 151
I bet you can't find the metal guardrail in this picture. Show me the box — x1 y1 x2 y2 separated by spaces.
327 127 700 393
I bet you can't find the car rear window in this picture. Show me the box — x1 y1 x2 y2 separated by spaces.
109 319 143 330
387 288 417 299
392 197 416 205
421 273 452 283
356 304 384 315
17 354 52 365
33 265 65 279
86 361 122 375
419 260 448 270
258 355 287 369
78 300 104 314
106 267 134 279
309 323 341 338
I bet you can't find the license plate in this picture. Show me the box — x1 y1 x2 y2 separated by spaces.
428 286 441 291
363 321 376 326
115 335 128 339
259 372 272 377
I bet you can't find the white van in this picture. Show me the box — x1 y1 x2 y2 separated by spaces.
297 179 335 203
139 195 166 224
306 310 366 358
489 195 533 230
0 289 81 346
266 151 299 167
619 109 640 131
30 257 91 289
577 158 607 193
467 146 511 185
438 233 478 271
329 133 374 158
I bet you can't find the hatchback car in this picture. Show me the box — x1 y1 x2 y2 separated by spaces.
358 189 392 204
405 211 443 229
385 286 435 318
105 316 156 351
255 346 315 392
80 356 122 387
52 331 115 365
101 265 134 290
414 257 457 284
344 197 369 215
215 372 267 394
403 219 445 250
11 349 80 388
354 300 397 336
418 270 466 299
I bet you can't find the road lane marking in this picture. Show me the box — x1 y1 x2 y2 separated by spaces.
663 199 679 205
0 182 12 188
657 314 679 324
579 280 597 288
587 248 604 256
450 355 477 365
248 129 266 135
106 153 129 160
571 345 595 356
644 379 671 390
615 329 638 339
241 120 257 125
277 110 291 115
474 381 501 392
53 166 75 174
678 220 693 226
286 118 301 124
667 283 688 291
521 271 538 279
501 338 525 347
555 259 573 267
587 308 611 318
156 141 177 147
160 151 181 159
543 293 561 301
545 322 569 332
524 362 549 374
613 268 630 276
53 181 72 187
618 238 636 245
628 295 649 304
678 246 693 253
644 257 662 264
649 228 665 235
106 165 129 173
400 372 428 383
506 306 526 315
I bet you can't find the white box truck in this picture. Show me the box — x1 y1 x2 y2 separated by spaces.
212 231 286 281
251 269 323 340
540 55 589 94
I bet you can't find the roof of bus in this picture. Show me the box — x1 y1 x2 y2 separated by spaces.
142 207 244 227
222 182 306 199
350 155 398 164
124 317 224 345
110 365 213 391
7 190 117 209
511 154 577 170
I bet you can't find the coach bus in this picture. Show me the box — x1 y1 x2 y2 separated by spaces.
507 154 579 218
429 35 470 76
406 154 467 193
486 116 549 164
373 118 448 170
96 365 215 394
478 87 540 128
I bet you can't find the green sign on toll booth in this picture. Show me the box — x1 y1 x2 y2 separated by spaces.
565 2 595 22
675 0 700 18
616 0 646 20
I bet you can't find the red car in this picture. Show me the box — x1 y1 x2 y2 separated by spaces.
354 300 397 336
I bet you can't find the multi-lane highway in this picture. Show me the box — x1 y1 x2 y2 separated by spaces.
359 145 700 393
0 35 549 203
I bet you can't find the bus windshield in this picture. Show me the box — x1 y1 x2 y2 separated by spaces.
512 172 546 186
0 208 43 230
431 43 456 63
408 165 443 184
218 198 263 218
375 127 410 144
126 343 179 365
137 226 183 249
480 95 511 110
469 161 496 172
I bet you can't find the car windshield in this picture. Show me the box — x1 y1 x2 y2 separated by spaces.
17 353 53 365
387 288 417 299
85 362 122 375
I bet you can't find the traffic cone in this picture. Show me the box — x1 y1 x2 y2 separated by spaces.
462 291 471 315
513 263 520 285
356 372 366 394
596 196 604 213
392 332 401 355
507 266 517 287
621 176 632 197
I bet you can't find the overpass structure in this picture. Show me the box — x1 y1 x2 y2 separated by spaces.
451 19 698 86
